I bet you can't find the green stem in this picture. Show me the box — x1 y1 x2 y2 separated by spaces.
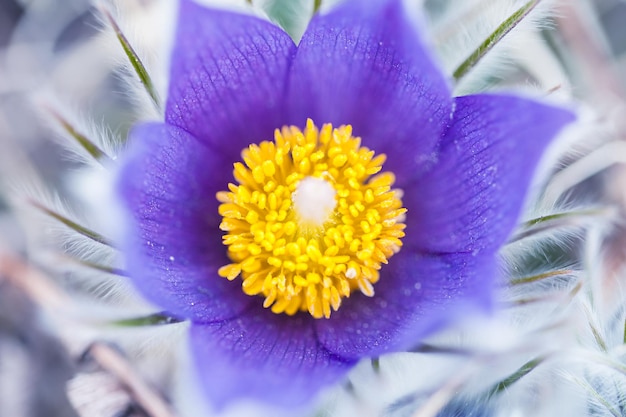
582 305 608 352
573 376 622 417
30 200 112 246
314 0 322 13
504 280 582 307
100 7 161 110
509 269 575 286
453 0 540 81
45 106 112 165
410 343 475 356
111 313 181 327
522 208 606 227
74 259 128 276
371 357 380 373
509 208 610 243
489 356 546 395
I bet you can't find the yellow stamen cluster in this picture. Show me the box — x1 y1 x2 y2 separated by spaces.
217 119 406 319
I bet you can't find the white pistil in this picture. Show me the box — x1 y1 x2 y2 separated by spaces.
292 176 337 226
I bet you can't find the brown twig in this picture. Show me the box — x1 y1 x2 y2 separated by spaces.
0 251 179 417
555 0 626 106
0 251 69 310
410 361 481 417
88 343 178 417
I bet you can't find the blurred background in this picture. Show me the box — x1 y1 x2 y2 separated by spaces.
1 1 626 416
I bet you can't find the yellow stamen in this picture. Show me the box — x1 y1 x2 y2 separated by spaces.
217 119 406 319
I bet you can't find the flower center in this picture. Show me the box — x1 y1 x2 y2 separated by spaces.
216 119 406 319
292 176 337 226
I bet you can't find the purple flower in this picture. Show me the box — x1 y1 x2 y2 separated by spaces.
117 0 575 410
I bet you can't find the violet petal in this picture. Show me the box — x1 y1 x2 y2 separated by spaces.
166 0 296 161
190 308 355 409
407 94 576 254
315 251 495 359
118 123 251 322
287 0 451 182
